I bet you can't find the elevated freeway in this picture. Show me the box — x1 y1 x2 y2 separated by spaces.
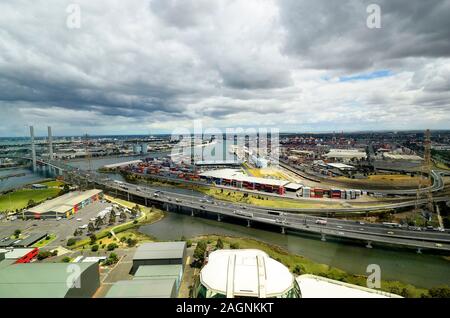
60 167 450 253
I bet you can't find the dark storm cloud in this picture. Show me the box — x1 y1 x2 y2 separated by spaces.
0 0 449 136
279 0 450 71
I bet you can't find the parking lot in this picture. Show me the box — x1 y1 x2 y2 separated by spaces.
0 201 114 249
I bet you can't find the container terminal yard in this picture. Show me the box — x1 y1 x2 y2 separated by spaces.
1 128 450 299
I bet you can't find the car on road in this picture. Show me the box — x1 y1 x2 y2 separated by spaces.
338 231 345 235
359 221 365 225
315 219 327 225
337 225 343 229
76 218 82 222
175 198 181 203
359 228 365 231
435 243 443 247
56 217 62 221
90 217 96 222
387 231 394 235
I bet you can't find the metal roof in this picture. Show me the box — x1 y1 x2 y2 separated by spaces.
26 189 102 214
0 248 35 259
134 264 182 278
0 262 97 298
105 278 176 298
200 169 290 187
133 242 186 261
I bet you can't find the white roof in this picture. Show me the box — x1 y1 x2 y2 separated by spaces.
327 163 355 170
200 169 289 187
384 153 423 161
324 149 367 159
27 189 102 214
296 274 402 298
0 248 35 260
200 249 294 298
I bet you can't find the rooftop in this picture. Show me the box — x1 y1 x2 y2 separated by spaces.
200 249 294 298
0 247 36 260
200 169 290 187
133 242 186 261
324 149 367 159
134 264 182 279
296 274 401 298
0 262 97 298
105 278 176 298
27 189 102 214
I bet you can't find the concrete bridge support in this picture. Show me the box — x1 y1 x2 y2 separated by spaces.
191 209 194 217
247 220 251 227
144 197 147 206
281 226 285 234
417 248 422 254
321 233 326 241
366 241 373 249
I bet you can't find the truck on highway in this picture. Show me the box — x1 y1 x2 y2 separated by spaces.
233 210 254 218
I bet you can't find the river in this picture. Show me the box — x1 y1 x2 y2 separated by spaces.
140 211 450 289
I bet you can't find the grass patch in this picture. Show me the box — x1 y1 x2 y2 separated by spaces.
0 188 61 212
192 235 431 298
39 180 64 187
334 174 429 189
33 234 57 248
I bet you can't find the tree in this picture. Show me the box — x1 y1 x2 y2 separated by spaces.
88 222 95 234
127 238 137 247
59 184 70 195
109 211 116 225
230 242 240 249
216 238 224 249
91 244 99 252
67 238 77 246
428 286 450 298
107 243 118 251
13 229 21 238
293 265 305 275
120 211 127 221
62 256 71 263
27 199 36 208
120 236 127 243
104 252 119 266
95 216 103 229
193 240 207 264
37 250 53 260
89 233 97 245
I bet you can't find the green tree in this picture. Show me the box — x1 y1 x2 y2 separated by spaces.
107 243 118 251
109 211 116 225
193 240 207 263
91 244 99 252
27 199 36 208
428 286 450 298
67 238 77 246
89 233 97 245
216 238 224 249
62 256 71 263
230 242 240 249
13 229 21 238
95 216 103 229
88 222 95 234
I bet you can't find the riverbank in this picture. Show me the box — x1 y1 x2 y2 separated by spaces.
188 234 444 298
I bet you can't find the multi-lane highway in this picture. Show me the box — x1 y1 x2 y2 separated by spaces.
62 167 450 253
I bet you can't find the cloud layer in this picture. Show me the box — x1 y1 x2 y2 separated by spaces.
0 0 449 136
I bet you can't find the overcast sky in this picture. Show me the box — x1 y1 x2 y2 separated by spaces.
1 0 449 136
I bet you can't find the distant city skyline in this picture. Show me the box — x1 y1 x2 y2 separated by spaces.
1 0 449 137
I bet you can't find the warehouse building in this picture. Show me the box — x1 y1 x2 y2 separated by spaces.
199 169 289 195
131 241 187 274
0 262 100 298
105 278 177 298
324 149 367 162
134 264 183 290
0 247 39 263
24 189 102 219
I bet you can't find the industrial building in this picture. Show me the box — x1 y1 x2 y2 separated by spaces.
324 149 367 162
0 262 100 298
0 247 39 263
134 264 183 290
196 249 300 298
131 241 187 274
24 189 102 219
105 278 178 298
0 233 48 248
199 169 289 195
